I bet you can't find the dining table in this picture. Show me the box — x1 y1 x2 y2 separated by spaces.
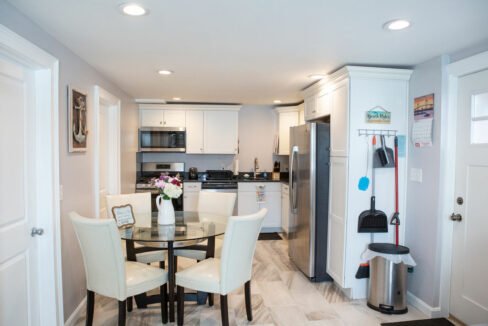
119 211 227 323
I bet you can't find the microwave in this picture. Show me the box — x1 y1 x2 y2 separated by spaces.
138 127 186 152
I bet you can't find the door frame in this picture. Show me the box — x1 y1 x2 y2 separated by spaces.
439 50 488 317
0 25 63 324
93 85 121 218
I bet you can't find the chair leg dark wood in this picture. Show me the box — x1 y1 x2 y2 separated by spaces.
127 297 132 312
161 284 168 324
174 256 178 272
177 286 184 326
86 290 95 326
245 281 252 321
118 300 127 326
220 294 229 326
208 293 214 307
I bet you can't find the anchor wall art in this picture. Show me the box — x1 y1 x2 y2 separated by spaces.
68 86 88 152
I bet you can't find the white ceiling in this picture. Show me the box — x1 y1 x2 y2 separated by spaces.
8 0 488 104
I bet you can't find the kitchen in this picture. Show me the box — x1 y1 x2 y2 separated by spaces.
1 1 488 325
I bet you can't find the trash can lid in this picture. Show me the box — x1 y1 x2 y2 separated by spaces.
368 243 410 255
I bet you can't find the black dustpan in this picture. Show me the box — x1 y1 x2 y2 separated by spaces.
358 136 388 233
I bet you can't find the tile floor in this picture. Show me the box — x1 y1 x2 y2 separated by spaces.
73 238 434 325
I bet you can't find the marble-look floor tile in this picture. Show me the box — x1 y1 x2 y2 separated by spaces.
257 281 295 307
269 305 308 326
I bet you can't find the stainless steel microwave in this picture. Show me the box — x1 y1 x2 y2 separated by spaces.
138 127 186 152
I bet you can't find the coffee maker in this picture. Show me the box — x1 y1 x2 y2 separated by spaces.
188 167 198 180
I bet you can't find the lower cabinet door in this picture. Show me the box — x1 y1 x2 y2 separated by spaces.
183 192 199 212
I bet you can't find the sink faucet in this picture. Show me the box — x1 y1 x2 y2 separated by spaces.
254 157 261 179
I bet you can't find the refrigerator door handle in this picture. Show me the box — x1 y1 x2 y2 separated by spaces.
290 146 299 213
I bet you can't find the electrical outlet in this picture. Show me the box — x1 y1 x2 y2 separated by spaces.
410 168 423 183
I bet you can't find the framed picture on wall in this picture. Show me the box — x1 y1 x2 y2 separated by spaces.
68 86 88 152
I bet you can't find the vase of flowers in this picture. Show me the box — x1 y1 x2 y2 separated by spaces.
153 173 183 225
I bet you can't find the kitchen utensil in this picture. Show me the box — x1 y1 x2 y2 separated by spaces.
358 136 370 191
188 167 198 180
390 136 400 246
358 135 388 233
374 135 394 168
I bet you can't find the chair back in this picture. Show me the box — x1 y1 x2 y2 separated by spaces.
219 208 266 294
198 191 237 224
106 192 152 227
70 212 127 301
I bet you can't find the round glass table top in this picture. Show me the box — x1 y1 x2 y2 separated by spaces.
119 211 226 243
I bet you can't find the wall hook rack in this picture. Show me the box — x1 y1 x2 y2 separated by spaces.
357 128 397 137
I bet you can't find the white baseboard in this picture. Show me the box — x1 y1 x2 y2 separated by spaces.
64 296 86 326
407 291 443 318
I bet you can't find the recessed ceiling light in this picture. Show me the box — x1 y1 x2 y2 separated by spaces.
158 70 173 75
172 97 181 101
308 74 326 80
384 19 411 31
120 3 148 16
273 100 282 104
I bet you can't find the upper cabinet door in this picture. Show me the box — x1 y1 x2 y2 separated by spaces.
163 110 186 127
304 95 316 121
330 81 349 157
316 89 330 117
204 111 238 154
278 111 299 155
140 109 164 127
186 111 204 154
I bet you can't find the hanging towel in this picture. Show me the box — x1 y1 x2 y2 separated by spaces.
256 186 266 203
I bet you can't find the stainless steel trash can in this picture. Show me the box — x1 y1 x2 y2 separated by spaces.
367 243 409 314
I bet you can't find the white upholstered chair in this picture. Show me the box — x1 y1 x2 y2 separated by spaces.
173 191 236 261
106 193 166 265
175 208 267 326
70 212 168 326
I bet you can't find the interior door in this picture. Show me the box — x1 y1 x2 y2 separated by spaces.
450 68 488 324
0 56 39 325
99 103 109 218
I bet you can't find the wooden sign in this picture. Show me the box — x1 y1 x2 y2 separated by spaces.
366 106 391 124
111 204 135 228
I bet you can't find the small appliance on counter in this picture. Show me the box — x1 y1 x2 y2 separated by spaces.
188 167 198 180
272 161 280 180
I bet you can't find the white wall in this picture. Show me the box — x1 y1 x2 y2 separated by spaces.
0 0 138 321
141 105 280 174
405 56 448 308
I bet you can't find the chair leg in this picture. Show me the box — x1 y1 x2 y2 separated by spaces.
127 297 132 312
220 294 229 326
174 256 178 272
118 300 126 326
208 293 214 306
86 290 95 326
161 284 168 324
159 260 165 269
245 281 252 321
177 286 184 326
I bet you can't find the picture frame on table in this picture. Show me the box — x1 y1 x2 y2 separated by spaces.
111 204 136 228
68 85 88 152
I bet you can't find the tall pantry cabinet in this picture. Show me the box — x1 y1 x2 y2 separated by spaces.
302 66 412 299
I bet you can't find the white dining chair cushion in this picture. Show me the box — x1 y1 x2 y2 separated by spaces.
174 238 223 261
135 250 167 264
175 208 266 296
70 212 169 301
175 258 221 294
125 261 168 298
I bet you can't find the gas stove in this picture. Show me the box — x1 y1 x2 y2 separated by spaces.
136 162 185 191
202 170 237 189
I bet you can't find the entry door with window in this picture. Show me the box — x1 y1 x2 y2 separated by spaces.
0 56 40 324
450 68 488 324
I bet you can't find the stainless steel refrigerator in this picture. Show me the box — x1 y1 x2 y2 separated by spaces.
288 122 332 281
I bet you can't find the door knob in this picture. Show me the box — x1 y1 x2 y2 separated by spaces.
450 213 462 222
31 227 44 237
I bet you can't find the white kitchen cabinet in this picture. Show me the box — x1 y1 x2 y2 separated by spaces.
139 109 186 127
298 104 305 125
281 183 290 235
302 66 412 299
238 182 281 232
330 80 349 157
183 182 201 211
186 111 204 154
275 107 299 155
204 111 238 154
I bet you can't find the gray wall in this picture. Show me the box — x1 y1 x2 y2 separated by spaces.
405 56 448 307
142 105 285 173
0 0 138 321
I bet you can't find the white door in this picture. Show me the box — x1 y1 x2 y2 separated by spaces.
450 68 488 324
185 110 204 153
0 56 39 325
98 103 109 218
